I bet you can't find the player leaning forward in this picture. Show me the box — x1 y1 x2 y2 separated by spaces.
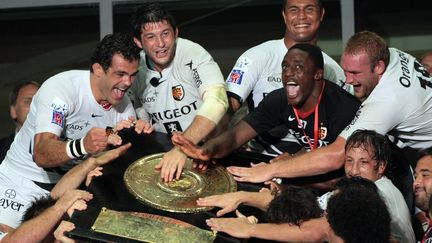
0 33 146 231
129 3 228 182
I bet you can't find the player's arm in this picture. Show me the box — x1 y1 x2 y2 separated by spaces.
156 85 229 181
33 127 110 167
228 136 346 183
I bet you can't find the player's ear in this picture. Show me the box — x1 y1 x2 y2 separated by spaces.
374 60 386 75
133 37 143 49
92 63 104 76
314 69 324 80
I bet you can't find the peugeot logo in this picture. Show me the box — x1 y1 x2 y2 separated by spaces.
5 189 16 199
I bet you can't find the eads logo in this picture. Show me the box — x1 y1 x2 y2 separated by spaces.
1 189 24 211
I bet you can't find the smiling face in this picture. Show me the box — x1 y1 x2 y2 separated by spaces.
341 52 382 102
282 0 324 45
344 145 385 182
93 53 139 105
281 48 322 110
414 155 432 211
134 20 178 72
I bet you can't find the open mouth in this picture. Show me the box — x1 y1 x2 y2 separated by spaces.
286 81 300 98
113 87 127 100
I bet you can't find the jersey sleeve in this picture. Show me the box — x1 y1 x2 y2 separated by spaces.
243 89 285 135
33 81 73 136
181 42 225 96
340 95 406 139
226 49 264 104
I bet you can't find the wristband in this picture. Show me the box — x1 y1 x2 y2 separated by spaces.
65 138 88 159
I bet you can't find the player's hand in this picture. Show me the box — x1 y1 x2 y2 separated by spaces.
85 166 103 187
66 199 88 217
227 162 273 183
54 189 92 214
206 214 255 239
114 116 136 131
197 192 247 216
82 127 113 154
171 132 211 161
155 147 188 182
93 143 131 166
134 119 154 134
54 221 76 243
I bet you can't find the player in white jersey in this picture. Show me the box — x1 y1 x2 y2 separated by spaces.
0 33 145 231
225 0 352 156
222 31 432 186
130 3 228 182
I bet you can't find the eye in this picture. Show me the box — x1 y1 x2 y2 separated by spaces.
282 64 287 70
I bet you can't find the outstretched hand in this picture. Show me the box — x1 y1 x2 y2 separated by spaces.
171 132 211 161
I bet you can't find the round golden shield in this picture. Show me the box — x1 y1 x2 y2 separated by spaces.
124 153 237 213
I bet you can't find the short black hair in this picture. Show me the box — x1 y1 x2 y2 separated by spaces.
131 2 177 40
22 195 55 222
90 32 141 72
327 186 391 243
265 185 321 225
282 0 323 11
289 43 324 69
9 81 40 106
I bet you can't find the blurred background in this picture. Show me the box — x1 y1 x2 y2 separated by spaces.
0 0 431 137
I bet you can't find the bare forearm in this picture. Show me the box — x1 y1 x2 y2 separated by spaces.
249 219 328 242
34 139 71 167
241 191 273 211
50 158 97 199
2 206 64 242
270 137 346 179
182 115 217 144
204 121 257 159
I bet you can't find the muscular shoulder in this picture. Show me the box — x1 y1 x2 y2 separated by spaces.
240 39 285 61
175 38 213 62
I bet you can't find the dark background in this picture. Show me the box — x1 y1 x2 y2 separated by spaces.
0 0 432 137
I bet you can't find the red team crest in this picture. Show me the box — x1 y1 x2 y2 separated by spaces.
51 110 65 127
172 85 184 101
319 127 328 140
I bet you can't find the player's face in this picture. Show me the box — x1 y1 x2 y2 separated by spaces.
98 54 139 105
341 52 380 102
282 0 324 43
11 83 39 128
281 49 317 108
421 54 432 74
135 20 178 72
414 155 432 211
344 146 385 182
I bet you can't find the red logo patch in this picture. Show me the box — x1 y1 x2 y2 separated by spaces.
172 85 184 101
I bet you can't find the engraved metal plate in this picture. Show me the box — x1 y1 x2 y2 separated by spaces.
124 153 237 213
92 207 216 243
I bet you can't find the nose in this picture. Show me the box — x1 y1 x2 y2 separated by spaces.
413 176 421 189
156 35 165 47
348 163 360 177
123 75 133 86
344 73 354 84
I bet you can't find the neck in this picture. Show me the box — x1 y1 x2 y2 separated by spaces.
90 73 104 103
284 37 318 50
296 80 324 114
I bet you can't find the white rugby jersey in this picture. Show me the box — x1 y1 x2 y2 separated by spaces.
226 38 352 108
1 70 135 183
129 38 225 134
341 48 432 150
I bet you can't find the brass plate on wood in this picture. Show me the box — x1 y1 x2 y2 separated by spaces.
124 153 237 213
92 207 216 243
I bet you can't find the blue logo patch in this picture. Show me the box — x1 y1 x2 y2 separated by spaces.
227 69 244 84
51 110 65 127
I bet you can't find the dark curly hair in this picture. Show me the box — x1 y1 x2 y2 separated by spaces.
327 186 391 243
265 185 321 225
90 32 141 72
22 195 55 222
131 2 177 40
